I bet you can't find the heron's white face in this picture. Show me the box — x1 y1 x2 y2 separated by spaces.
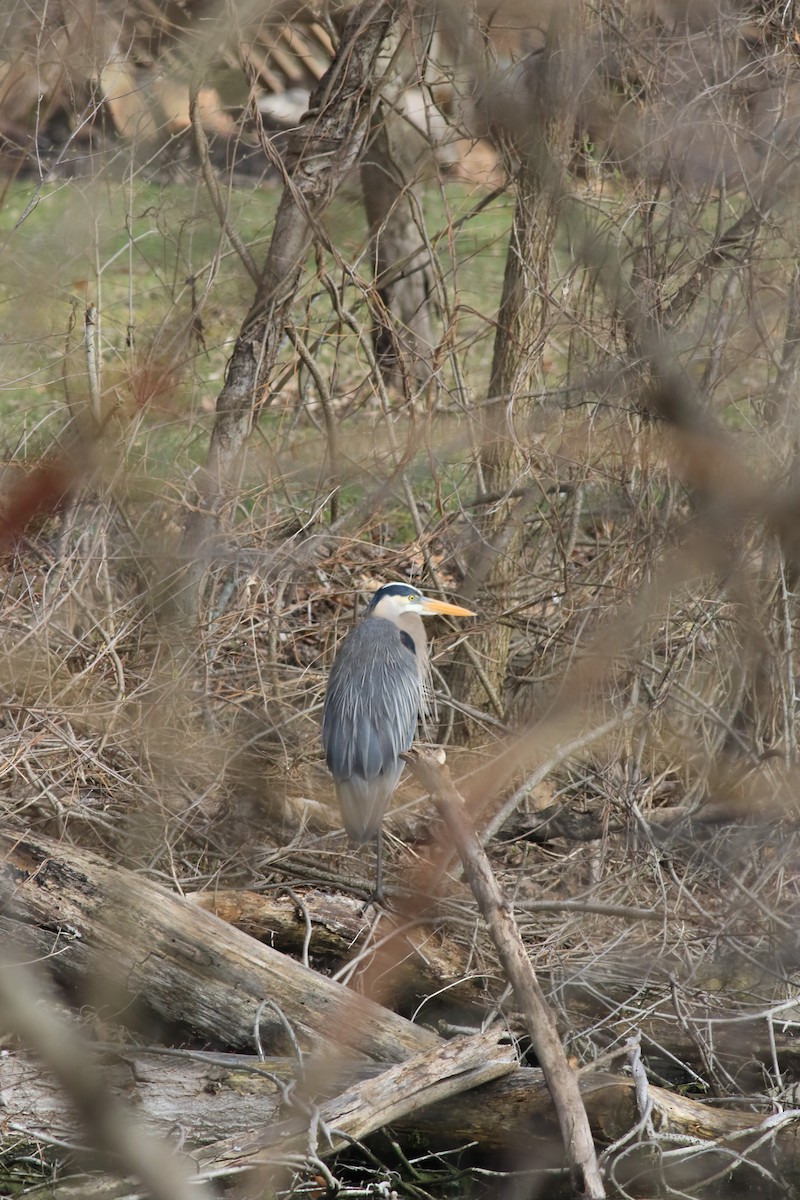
370 583 475 621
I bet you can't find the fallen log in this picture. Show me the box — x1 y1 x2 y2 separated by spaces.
0 830 435 1062
4 1045 800 1190
186 889 800 1090
6 1011 799 1155
185 887 488 1014
4 830 797 1098
0 1044 789 1153
6 829 800 1199
0 1045 295 1147
0 960 211 1200
194 1026 517 1179
500 798 796 845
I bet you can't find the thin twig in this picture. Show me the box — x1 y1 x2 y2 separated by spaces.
84 303 101 427
189 79 260 284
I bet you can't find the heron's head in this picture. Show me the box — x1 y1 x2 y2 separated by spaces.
366 582 476 622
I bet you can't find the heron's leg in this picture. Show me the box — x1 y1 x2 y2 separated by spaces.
374 825 385 905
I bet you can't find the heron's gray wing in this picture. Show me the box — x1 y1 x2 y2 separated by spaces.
321 618 421 785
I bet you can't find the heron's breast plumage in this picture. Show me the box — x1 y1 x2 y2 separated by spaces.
321 618 421 791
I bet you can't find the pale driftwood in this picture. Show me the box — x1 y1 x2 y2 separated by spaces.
185 888 487 1012
7 1046 800 1195
404 750 605 1200
0 830 435 1062
195 1026 517 1179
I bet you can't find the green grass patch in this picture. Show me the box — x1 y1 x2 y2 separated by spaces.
0 172 512 535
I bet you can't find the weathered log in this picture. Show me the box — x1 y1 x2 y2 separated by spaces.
5 828 800 1200
195 1026 516 1178
185 888 800 1091
5 1046 800 1192
500 799 792 845
4 830 795 1094
0 830 435 1062
0 1046 789 1152
0 1047 293 1147
185 888 487 1013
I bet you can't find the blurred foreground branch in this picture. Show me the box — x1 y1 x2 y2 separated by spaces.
0 962 210 1200
403 748 605 1199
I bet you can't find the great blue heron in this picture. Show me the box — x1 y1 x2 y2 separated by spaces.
322 582 475 900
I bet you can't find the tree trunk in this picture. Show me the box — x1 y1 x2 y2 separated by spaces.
361 99 436 390
447 3 589 740
173 0 398 621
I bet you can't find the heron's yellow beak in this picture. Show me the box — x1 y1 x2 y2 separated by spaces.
420 598 476 617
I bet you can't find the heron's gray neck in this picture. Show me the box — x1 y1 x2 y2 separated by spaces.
395 612 428 679
396 611 435 733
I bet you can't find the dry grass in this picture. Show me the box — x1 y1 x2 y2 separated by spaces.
4 1 800 1197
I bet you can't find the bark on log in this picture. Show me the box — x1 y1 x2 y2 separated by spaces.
0 958 211 1200
500 798 795 845
0 1047 295 1146
0 830 435 1062
195 1026 516 1178
0 1047 790 1152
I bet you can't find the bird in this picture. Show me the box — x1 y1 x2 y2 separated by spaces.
321 581 476 901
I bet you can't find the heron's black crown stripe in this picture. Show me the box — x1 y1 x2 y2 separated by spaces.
367 582 423 612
